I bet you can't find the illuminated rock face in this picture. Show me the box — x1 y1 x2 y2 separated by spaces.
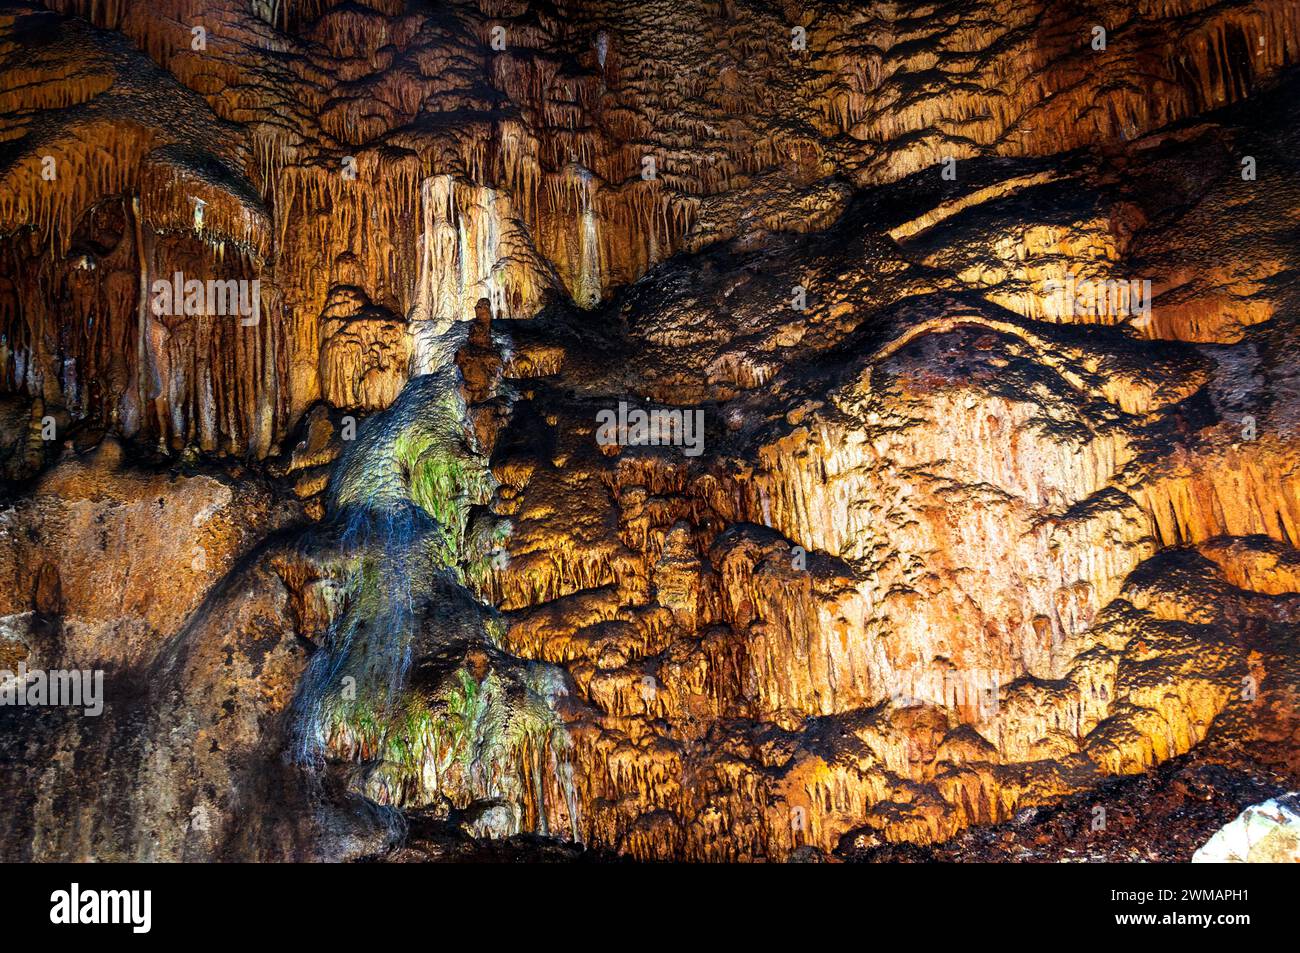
1193 794 1300 863
0 0 1298 861
4 0 1298 456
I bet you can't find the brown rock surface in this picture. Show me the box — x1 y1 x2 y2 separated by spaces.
0 0 1297 862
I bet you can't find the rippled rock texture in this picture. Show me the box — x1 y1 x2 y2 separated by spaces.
0 0 1298 861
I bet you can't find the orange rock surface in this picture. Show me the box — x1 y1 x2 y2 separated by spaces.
0 0 1297 861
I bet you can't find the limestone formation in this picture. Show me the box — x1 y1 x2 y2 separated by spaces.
0 0 1297 862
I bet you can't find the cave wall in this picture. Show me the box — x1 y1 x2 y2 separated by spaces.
0 0 1298 862
2 0 1297 456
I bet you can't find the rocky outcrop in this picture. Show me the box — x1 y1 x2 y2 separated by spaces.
1193 793 1300 862
0 436 298 670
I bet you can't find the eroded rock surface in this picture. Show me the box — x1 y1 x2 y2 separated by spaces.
0 0 1297 861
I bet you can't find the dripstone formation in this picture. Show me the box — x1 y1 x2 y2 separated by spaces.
0 0 1297 861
